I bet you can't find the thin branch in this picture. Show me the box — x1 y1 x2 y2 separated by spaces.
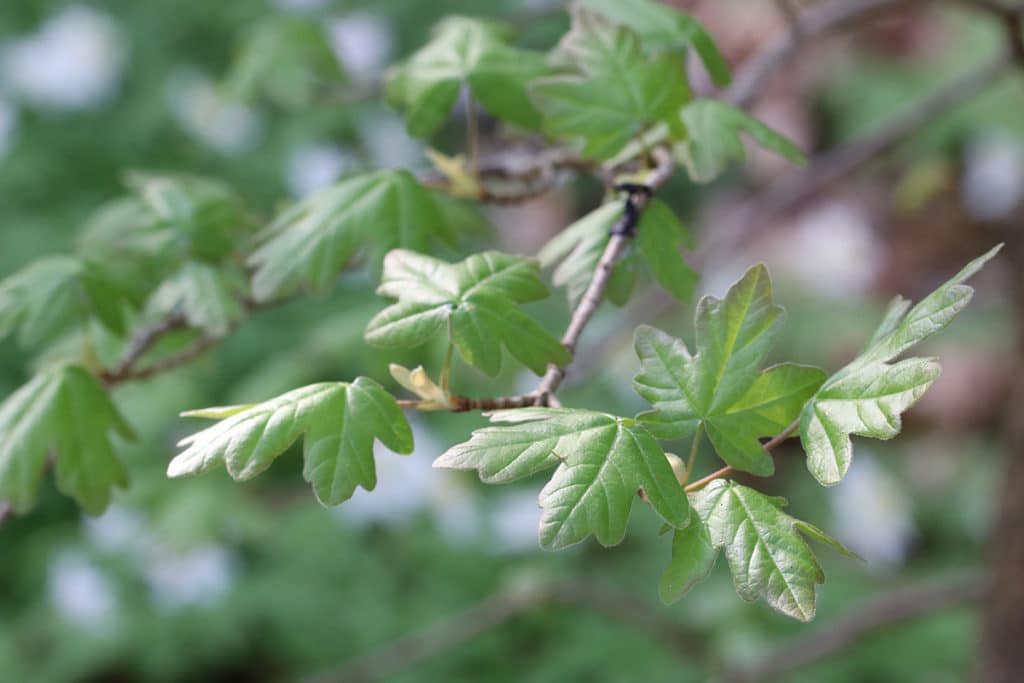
684 418 801 493
723 571 991 683
103 333 222 386
305 578 707 683
100 312 188 385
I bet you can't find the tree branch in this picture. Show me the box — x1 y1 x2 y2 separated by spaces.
723 571 991 682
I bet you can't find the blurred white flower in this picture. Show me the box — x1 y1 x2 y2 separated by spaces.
144 545 235 611
167 70 262 153
831 452 915 568
0 99 17 157
962 131 1024 221
2 5 124 111
286 142 357 196
48 551 118 629
328 13 393 83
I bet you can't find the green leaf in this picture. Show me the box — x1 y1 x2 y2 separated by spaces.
801 245 1002 485
248 169 458 302
386 16 549 137
434 407 690 550
225 16 344 109
147 261 249 337
578 0 731 86
675 99 805 183
692 480 852 621
365 250 569 376
538 199 696 306
531 10 690 160
633 265 826 475
0 365 132 515
168 378 413 506
660 508 717 604
0 256 140 345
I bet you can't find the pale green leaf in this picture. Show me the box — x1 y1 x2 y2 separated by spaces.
0 365 132 515
531 10 690 160
676 99 805 183
147 261 249 337
660 508 717 604
692 480 852 621
248 170 459 301
801 245 1002 485
434 408 690 550
169 378 413 506
386 17 549 137
365 250 569 376
634 266 825 474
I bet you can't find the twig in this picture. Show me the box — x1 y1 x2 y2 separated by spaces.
305 578 706 683
723 571 991 682
684 418 801 493
103 334 222 386
100 312 188 385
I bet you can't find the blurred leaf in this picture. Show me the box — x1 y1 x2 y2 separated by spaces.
0 256 141 345
675 99 805 183
660 508 716 604
692 479 853 621
147 261 249 337
634 199 697 303
386 16 549 137
531 9 690 160
169 378 412 506
801 245 1002 485
365 249 569 376
225 16 345 109
578 0 730 85
248 170 458 301
633 266 825 475
0 364 132 514
434 407 690 549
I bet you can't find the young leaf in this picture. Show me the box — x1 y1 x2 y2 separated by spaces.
168 378 413 506
365 250 570 376
578 0 731 85
634 266 826 475
660 508 717 604
385 17 549 137
692 480 854 621
531 10 690 160
676 99 805 183
801 245 1001 485
0 256 140 345
248 170 457 302
225 16 344 109
0 365 132 515
538 199 696 306
147 261 249 337
434 407 690 550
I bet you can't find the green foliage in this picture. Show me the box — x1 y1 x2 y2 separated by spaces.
578 0 731 85
169 378 413 506
801 245 1002 485
676 99 806 183
633 266 825 475
225 16 345 109
386 16 549 137
0 364 132 514
147 261 249 337
248 169 462 301
539 198 696 306
659 508 716 604
531 9 690 160
689 480 855 621
435 407 690 549
365 249 570 376
0 256 139 345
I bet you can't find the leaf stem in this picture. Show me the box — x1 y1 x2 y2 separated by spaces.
683 424 704 485
441 341 455 395
466 93 480 180
683 418 801 493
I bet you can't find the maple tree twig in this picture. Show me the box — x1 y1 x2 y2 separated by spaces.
684 417 801 493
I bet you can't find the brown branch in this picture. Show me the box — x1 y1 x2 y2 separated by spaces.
684 418 801 493
304 578 707 683
723 571 991 683
100 312 188 385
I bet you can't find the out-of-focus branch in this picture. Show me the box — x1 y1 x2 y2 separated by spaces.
305 578 707 683
723 571 991 683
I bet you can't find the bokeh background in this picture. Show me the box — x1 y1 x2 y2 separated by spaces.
0 1 1019 681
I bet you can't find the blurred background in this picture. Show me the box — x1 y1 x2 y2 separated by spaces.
0 0 1019 681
